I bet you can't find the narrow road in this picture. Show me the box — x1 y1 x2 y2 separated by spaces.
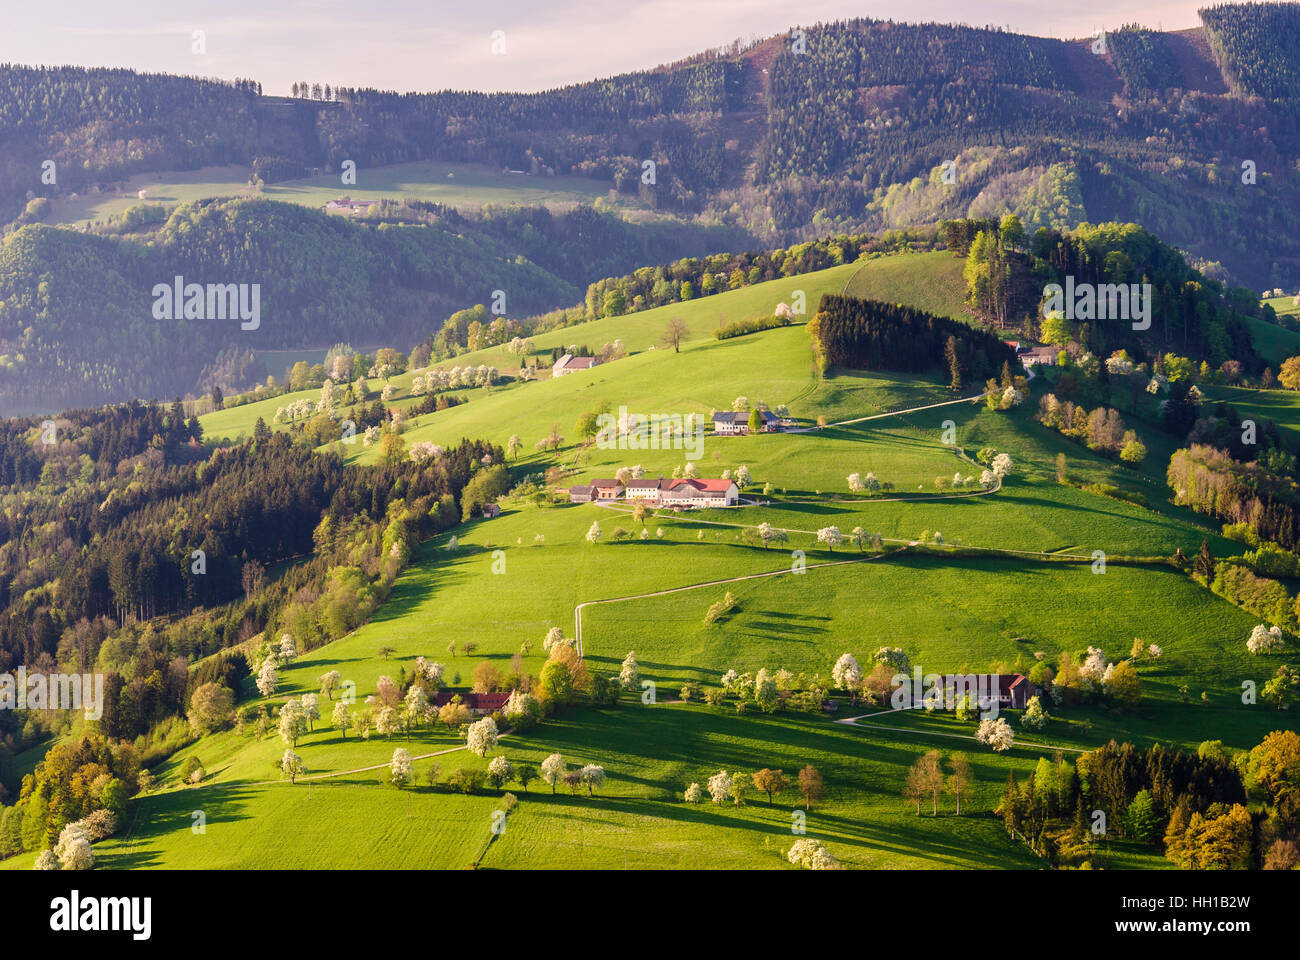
827 391 990 427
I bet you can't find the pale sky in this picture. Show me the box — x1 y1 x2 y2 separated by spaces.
1 0 1208 95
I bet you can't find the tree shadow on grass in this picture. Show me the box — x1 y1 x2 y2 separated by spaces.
98 783 258 869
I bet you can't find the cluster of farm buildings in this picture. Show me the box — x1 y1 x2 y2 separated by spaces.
570 476 741 509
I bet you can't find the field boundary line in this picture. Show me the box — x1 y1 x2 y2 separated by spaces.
573 552 895 656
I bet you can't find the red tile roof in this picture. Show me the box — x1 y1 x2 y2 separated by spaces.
670 478 734 493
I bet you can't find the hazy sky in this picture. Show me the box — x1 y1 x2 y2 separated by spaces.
2 0 1209 95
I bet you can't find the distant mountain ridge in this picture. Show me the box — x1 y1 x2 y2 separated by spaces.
3 5 1298 291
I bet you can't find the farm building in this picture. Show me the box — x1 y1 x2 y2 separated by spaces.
661 478 739 508
1020 346 1057 367
590 478 624 500
625 477 666 500
431 691 510 715
552 354 598 377
325 198 374 215
937 674 1040 710
712 409 781 435
575 476 739 508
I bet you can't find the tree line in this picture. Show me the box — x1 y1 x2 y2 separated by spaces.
808 294 1017 383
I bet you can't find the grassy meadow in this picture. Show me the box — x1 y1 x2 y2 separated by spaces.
10 257 1289 873
47 160 635 227
7 702 1162 871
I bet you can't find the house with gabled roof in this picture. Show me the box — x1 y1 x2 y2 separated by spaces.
625 477 666 500
590 478 624 500
661 477 739 508
937 674 1039 710
552 354 598 377
712 409 780 435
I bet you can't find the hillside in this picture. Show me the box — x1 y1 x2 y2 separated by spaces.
4 5 1300 290
4 4 1300 885
0 197 748 413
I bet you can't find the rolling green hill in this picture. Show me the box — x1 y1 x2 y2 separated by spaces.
47 160 637 228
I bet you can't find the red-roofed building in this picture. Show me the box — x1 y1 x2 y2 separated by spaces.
431 691 511 715
661 477 739 508
937 674 1039 710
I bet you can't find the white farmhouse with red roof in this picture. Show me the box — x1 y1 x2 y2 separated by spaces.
585 476 738 508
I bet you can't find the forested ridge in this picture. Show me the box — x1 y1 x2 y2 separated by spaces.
4 4 1300 293
0 197 747 412
0 400 502 764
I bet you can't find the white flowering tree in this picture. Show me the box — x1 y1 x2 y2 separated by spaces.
1020 695 1049 730
54 822 93 871
586 521 602 544
1080 646 1109 692
976 716 1015 752
873 646 910 673
707 770 733 803
817 526 843 551
847 472 865 493
281 749 305 784
278 633 297 664
390 748 413 788
754 668 779 713
619 652 639 691
1247 624 1284 655
581 764 606 796
300 693 320 730
331 701 352 738
256 658 279 698
541 753 566 794
403 685 429 733
278 699 308 747
488 755 514 789
503 690 541 727
832 653 861 692
319 670 342 700
991 453 1013 478
735 465 752 487
787 837 840 870
33 850 58 870
684 782 703 803
466 716 499 757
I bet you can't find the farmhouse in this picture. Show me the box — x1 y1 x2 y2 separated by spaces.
576 476 739 508
481 503 501 518
325 198 375 215
591 478 624 500
1020 346 1057 368
431 691 510 715
552 354 598 377
712 409 781 435
625 477 666 500
938 673 1040 710
662 478 740 508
